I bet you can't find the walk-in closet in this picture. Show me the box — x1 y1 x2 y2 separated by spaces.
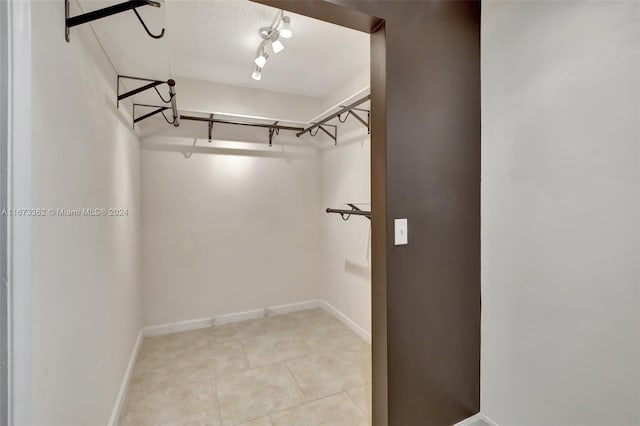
50 1 374 424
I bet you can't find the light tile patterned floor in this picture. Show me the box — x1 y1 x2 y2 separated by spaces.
120 308 372 426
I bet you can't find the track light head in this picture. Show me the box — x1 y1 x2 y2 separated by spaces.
251 66 262 81
254 51 268 68
280 16 292 39
271 33 284 53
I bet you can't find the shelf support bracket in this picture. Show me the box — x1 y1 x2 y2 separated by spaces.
65 0 165 42
132 103 169 128
318 125 337 145
208 114 214 142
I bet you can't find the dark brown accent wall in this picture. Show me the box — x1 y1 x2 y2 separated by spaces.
254 2 481 425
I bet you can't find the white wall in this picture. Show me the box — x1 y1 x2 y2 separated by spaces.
30 2 142 425
320 126 371 336
481 1 640 425
176 77 321 123
140 122 323 326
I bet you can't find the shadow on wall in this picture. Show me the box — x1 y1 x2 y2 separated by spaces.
344 222 371 281
140 138 316 162
345 259 370 280
319 127 370 150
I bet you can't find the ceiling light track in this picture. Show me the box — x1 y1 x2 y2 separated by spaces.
251 10 293 81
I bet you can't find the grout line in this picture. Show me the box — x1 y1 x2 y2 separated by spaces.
345 387 369 419
238 339 253 369
267 390 359 422
284 362 308 403
211 371 223 426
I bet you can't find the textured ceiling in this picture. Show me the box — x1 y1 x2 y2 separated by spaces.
79 0 369 98
167 0 369 98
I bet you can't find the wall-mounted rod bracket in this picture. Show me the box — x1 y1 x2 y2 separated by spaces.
316 124 337 146
65 0 165 42
326 203 371 221
208 114 214 143
297 95 370 144
132 104 169 128
118 75 179 127
340 108 370 134
268 121 280 147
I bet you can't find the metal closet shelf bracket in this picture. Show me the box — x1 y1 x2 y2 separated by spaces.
118 75 179 128
65 0 165 42
297 94 371 145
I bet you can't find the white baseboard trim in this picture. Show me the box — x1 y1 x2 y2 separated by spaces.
319 300 371 344
143 316 215 337
108 329 143 426
453 413 499 426
483 415 499 426
141 299 372 344
142 300 324 337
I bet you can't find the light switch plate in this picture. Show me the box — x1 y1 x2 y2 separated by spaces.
394 218 408 245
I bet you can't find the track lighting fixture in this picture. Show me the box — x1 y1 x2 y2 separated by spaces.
254 50 268 68
280 16 292 38
250 10 292 80
270 32 284 54
252 66 262 81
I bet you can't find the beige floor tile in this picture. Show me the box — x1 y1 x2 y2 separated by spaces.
241 331 312 368
286 345 371 401
291 312 364 353
209 318 269 344
269 393 367 426
262 314 304 334
237 417 273 426
120 381 221 426
216 363 306 426
132 330 211 379
129 341 249 394
142 328 210 355
348 384 372 421
128 358 181 395
173 341 251 380
123 309 372 426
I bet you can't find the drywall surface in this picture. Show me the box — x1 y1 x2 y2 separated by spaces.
320 126 371 336
140 123 323 326
482 1 640 425
176 77 321 123
30 2 142 425
318 67 369 114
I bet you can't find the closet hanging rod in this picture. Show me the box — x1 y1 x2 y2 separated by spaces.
180 115 305 132
326 204 371 220
297 95 370 138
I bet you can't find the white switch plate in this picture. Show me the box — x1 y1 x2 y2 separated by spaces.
394 218 408 245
